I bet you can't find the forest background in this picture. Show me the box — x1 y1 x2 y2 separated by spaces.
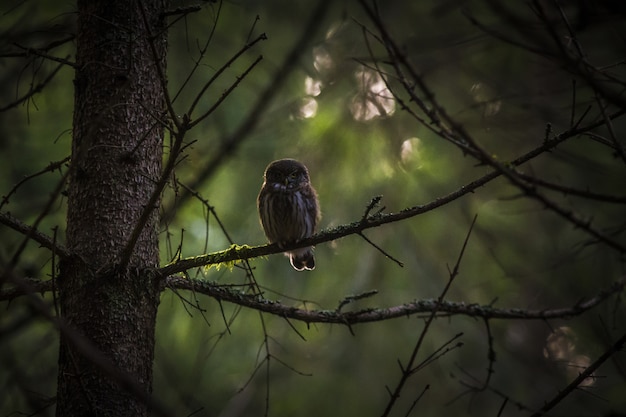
1 1 625 416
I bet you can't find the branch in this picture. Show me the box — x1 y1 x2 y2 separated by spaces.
8 45 75 68
514 171 626 204
119 0 184 269
360 0 626 254
186 33 267 121
1 156 70 210
0 278 53 301
158 275 626 325
0 276 173 417
122 2 265 269
530 331 626 417
0 168 70 282
0 59 68 112
118 121 189 270
158 112 625 276
1 35 76 67
159 0 331 225
481 0 626 109
0 212 70 258
381 215 476 417
188 53 264 128
170 2 223 104
4 273 622 324
160 5 202 18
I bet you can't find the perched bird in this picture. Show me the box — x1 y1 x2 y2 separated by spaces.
257 159 321 270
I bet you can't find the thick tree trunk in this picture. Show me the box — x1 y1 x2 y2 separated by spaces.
57 1 167 416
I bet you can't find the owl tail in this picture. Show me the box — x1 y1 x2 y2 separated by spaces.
288 247 315 271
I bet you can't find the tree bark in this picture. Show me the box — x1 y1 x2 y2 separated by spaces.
57 0 167 416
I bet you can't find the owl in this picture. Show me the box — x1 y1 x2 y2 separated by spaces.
257 159 321 270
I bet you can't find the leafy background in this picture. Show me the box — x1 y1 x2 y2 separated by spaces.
1 1 625 416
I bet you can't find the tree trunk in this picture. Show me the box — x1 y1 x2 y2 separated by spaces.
57 0 167 416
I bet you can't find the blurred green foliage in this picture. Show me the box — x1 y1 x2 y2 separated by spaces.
2 1 626 416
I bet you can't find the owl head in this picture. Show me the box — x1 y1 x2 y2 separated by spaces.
263 159 310 191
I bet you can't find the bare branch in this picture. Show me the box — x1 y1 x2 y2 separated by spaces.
1 276 173 417
160 5 202 18
0 60 68 112
530 331 626 417
186 33 267 121
381 214 476 416
170 2 223 103
514 171 626 204
1 156 70 210
0 277 53 301
121 4 265 269
157 275 625 326
118 122 189 270
0 173 71 266
160 0 332 225
158 112 626 277
8 45 75 67
357 232 404 268
481 0 626 109
336 290 378 312
359 0 626 254
188 53 264 128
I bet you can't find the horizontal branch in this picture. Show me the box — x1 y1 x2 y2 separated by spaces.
4 272 623 327
515 171 626 204
162 275 626 325
0 275 171 417
158 114 622 277
0 278 53 301
7 44 75 67
0 211 70 258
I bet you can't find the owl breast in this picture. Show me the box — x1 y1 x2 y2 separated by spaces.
265 189 312 241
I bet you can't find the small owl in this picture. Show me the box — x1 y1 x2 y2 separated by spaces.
257 159 321 270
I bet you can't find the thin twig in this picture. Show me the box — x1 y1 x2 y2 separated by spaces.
160 5 202 18
0 60 68 112
0 156 70 210
0 169 70 282
159 0 331 225
530 332 626 417
170 1 223 103
380 215 477 417
514 171 626 204
186 33 267 119
361 0 626 254
189 54 264 128
404 385 429 417
358 232 404 267
336 290 379 312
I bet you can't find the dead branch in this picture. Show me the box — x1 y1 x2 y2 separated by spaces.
153 275 626 326
530 331 626 417
159 1 332 225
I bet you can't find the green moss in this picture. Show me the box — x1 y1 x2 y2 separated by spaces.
204 244 253 271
